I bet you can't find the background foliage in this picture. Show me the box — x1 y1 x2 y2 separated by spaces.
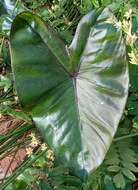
0 0 138 190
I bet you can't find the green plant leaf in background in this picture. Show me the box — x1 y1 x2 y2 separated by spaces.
104 175 115 190
10 8 129 180
133 116 138 129
0 0 26 34
113 172 126 189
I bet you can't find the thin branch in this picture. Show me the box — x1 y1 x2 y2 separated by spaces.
114 132 138 142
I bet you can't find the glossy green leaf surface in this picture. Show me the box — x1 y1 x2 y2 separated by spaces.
10 8 129 179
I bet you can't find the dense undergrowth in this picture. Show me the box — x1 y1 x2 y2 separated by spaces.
0 0 138 190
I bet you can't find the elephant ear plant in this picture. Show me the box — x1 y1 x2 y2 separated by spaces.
10 7 129 180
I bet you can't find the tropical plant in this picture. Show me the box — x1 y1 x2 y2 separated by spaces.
0 0 138 190
9 6 129 180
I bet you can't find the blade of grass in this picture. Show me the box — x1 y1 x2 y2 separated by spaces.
0 148 47 190
0 124 33 143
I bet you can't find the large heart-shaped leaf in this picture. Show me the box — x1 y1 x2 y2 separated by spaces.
10 8 129 179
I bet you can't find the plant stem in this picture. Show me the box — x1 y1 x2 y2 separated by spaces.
12 0 19 16
0 148 47 190
0 137 31 159
114 132 138 142
0 37 5 57
1 148 18 184
0 124 33 143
